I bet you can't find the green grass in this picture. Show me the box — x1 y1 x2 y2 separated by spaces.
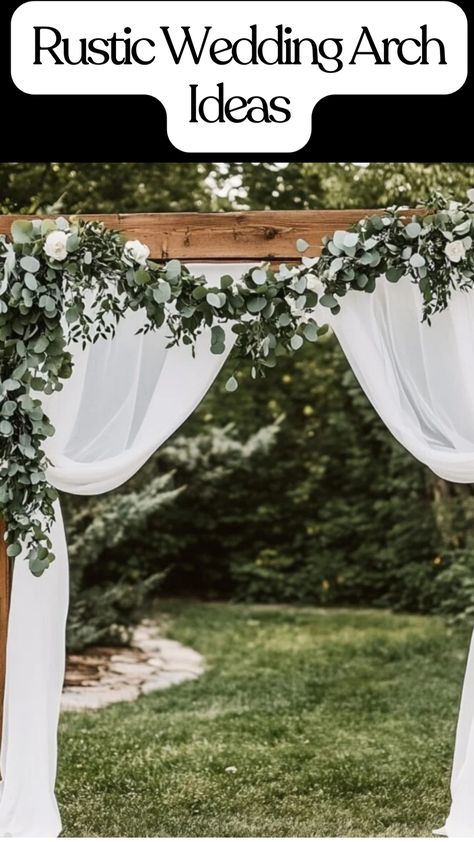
57 602 470 836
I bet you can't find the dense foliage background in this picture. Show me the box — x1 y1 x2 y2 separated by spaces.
3 162 474 649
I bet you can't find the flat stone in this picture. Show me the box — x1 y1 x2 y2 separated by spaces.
61 621 205 712
141 677 181 694
158 641 203 666
110 652 142 664
146 656 165 668
110 661 156 678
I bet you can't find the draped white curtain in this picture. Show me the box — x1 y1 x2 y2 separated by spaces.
2 262 474 836
0 264 243 837
319 277 474 837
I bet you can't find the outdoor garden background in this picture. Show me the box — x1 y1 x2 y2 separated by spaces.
3 161 474 837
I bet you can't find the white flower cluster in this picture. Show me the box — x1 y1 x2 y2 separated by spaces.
123 240 150 266
44 230 68 262
445 240 466 263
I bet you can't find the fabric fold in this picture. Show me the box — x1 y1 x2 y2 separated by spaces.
0 263 252 836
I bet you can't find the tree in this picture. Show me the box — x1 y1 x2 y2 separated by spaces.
0 162 219 214
216 162 474 210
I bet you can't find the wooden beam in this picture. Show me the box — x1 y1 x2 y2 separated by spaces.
0 521 10 753
0 210 416 262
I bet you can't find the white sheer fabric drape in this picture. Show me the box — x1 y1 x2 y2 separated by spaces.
0 264 248 837
3 261 474 836
319 277 474 837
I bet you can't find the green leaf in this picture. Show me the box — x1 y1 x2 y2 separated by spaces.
153 281 171 304
211 325 226 347
41 219 57 236
386 267 404 283
33 335 49 353
11 220 33 243
29 555 48 576
3 379 20 392
410 253 425 269
303 321 319 342
247 296 267 314
7 542 22 558
293 277 307 295
332 231 347 250
405 222 422 238
165 259 181 281
320 293 338 308
192 285 208 301
225 376 238 392
1 401 17 417
0 420 13 436
369 216 384 231
252 268 267 285
65 305 80 324
206 292 226 309
20 255 41 273
134 268 150 285
290 334 304 350
66 233 80 252
343 232 359 249
24 272 38 291
278 313 292 327
296 238 310 253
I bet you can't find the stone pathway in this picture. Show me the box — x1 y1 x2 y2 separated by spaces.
62 620 205 711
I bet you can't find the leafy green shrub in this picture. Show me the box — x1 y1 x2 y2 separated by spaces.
63 474 181 650
63 422 281 648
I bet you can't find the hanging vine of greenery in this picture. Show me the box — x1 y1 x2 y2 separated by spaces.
1 190 473 573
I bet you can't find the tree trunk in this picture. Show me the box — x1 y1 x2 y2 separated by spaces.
0 519 10 752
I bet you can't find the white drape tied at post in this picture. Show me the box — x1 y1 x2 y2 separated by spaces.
3 264 474 836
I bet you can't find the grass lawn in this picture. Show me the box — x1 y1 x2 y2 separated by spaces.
57 602 470 837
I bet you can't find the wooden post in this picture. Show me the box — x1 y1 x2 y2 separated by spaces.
0 519 10 748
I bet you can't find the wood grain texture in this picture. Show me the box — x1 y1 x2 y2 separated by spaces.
0 521 10 756
0 210 418 261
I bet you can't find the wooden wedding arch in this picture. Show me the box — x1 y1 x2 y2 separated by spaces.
0 207 406 735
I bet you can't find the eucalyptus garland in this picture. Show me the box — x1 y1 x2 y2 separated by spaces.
312 189 474 323
1 189 474 574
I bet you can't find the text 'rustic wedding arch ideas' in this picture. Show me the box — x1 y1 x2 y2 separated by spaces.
1 190 474 836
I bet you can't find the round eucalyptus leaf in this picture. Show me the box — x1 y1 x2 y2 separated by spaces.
290 334 304 351
24 272 38 291
343 232 359 249
153 281 171 304
252 268 267 285
296 238 310 253
303 322 319 342
410 253 426 269
405 222 422 239
225 376 238 392
247 296 267 314
20 255 40 273
207 292 226 309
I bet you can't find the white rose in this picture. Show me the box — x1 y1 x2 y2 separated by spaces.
44 230 68 262
124 240 150 266
445 240 466 263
